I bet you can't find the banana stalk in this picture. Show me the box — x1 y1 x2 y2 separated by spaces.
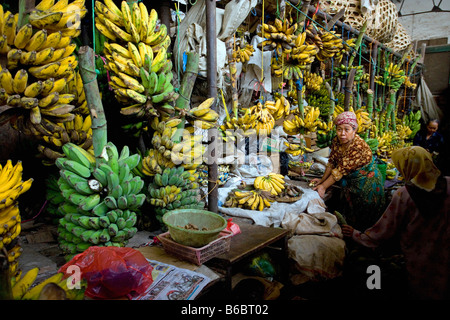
324 81 335 123
365 89 374 139
347 21 367 67
78 46 107 158
173 52 199 143
384 89 397 132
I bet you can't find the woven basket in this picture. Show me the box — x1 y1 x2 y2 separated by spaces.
365 0 398 44
322 0 399 44
385 22 412 53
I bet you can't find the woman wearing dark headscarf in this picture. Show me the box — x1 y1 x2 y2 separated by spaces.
311 111 385 230
342 146 450 299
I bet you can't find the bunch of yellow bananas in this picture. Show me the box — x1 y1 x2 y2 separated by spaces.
316 119 334 134
332 104 345 118
0 160 33 277
0 0 87 144
257 18 298 56
219 114 256 134
232 43 255 63
334 38 356 63
95 0 176 117
404 77 417 90
396 124 413 141
253 102 276 136
303 70 323 92
355 108 372 134
254 173 286 196
223 189 273 211
10 267 86 300
315 29 344 61
284 141 314 157
289 31 318 67
267 94 291 120
186 97 220 130
283 106 322 135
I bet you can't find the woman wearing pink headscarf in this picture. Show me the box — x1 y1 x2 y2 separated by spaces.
311 111 385 230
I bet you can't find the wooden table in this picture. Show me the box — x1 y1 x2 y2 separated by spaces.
205 223 290 294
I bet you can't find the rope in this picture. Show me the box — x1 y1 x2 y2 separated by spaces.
200 179 221 201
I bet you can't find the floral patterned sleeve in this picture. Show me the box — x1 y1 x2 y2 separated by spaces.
351 188 408 247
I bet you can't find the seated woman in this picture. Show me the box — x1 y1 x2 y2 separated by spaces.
413 118 444 155
311 111 385 231
342 146 450 299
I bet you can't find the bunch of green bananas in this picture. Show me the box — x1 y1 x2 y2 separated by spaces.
316 129 336 149
95 0 176 119
333 64 365 82
374 63 407 91
305 84 332 119
0 0 89 164
147 166 204 225
402 110 421 139
45 173 66 222
54 142 145 260
0 160 34 277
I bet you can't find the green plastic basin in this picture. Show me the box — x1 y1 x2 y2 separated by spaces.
162 209 227 247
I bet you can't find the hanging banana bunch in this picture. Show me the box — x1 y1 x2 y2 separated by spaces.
185 97 220 130
0 160 33 277
269 94 291 120
315 29 344 62
303 70 323 92
354 108 372 134
95 0 176 120
0 0 86 135
334 37 356 63
232 40 255 64
283 106 323 135
257 18 298 56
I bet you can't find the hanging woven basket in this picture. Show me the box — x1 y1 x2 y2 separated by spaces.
385 22 412 53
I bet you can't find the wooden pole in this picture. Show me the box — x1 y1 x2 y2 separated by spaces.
206 0 218 213
225 38 239 119
78 46 108 159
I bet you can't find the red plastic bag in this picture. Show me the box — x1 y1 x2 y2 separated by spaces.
225 218 241 236
59 246 153 299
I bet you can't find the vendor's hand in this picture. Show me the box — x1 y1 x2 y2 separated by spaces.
309 178 321 187
313 184 326 198
341 225 354 237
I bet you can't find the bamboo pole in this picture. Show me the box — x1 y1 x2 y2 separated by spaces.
78 46 108 159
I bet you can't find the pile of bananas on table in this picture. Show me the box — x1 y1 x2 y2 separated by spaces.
94 0 176 119
253 173 286 196
0 160 33 277
0 0 89 159
10 267 86 300
147 166 204 225
283 106 323 135
55 142 146 259
223 189 274 212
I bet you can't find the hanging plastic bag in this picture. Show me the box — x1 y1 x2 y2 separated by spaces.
59 246 153 299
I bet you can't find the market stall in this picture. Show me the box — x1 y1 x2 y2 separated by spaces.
0 0 433 301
